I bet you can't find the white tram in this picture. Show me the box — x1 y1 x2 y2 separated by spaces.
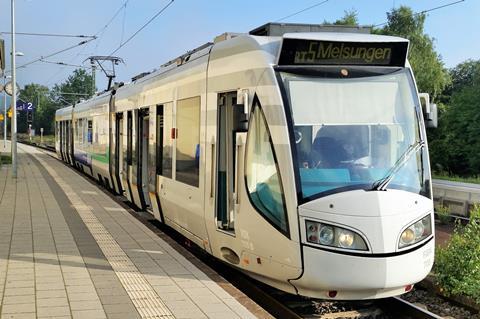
55 23 436 300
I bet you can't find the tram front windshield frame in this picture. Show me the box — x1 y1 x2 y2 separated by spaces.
278 67 430 202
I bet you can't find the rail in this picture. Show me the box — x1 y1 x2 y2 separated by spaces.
378 296 443 319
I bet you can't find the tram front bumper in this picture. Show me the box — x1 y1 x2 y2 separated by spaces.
290 239 434 300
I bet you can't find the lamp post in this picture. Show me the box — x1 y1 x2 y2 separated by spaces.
3 74 11 150
11 0 17 178
2 50 23 150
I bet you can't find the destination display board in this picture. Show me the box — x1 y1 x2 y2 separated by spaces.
278 38 409 67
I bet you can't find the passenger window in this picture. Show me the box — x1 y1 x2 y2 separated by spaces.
157 103 173 178
245 102 288 234
176 97 200 187
87 120 93 144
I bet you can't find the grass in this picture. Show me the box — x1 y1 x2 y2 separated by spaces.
0 154 11 165
433 173 480 185
435 205 452 224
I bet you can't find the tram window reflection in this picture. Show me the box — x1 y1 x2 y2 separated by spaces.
176 96 200 187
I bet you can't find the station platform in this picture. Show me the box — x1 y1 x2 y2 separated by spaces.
0 143 270 319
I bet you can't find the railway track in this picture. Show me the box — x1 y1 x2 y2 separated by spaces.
28 143 444 319
378 297 443 319
17 139 56 152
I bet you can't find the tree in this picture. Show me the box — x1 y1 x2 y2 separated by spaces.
429 60 480 176
18 84 53 134
324 9 359 26
16 69 95 135
440 59 480 104
50 68 94 106
376 6 450 98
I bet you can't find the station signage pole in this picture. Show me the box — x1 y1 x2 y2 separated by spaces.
11 0 17 178
3 75 6 150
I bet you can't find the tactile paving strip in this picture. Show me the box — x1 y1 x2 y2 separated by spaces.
37 157 175 319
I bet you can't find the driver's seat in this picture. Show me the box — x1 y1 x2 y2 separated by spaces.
311 137 348 168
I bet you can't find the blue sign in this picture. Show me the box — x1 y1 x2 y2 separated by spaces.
16 99 35 111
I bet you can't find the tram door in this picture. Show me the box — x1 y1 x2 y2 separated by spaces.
122 111 133 203
66 121 69 162
216 92 247 231
67 120 73 165
111 113 124 195
137 108 151 209
69 120 74 166
59 121 64 161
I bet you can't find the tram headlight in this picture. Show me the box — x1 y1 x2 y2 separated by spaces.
306 220 368 251
318 225 334 245
338 229 355 248
398 215 432 249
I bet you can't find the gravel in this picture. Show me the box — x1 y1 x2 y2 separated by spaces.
402 288 480 319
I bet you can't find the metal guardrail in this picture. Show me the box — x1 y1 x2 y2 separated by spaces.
433 179 480 217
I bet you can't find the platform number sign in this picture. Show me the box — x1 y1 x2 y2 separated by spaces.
16 100 35 111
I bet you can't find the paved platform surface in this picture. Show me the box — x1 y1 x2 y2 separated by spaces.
0 143 268 319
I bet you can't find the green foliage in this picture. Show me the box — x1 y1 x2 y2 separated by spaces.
375 6 450 98
428 60 480 176
440 60 480 104
324 9 359 26
17 69 94 135
18 83 54 134
435 205 451 225
0 154 11 165
50 68 94 105
435 205 480 303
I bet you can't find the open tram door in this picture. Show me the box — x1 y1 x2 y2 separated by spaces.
215 91 248 231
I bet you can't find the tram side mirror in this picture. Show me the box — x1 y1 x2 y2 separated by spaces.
233 104 248 132
427 103 438 128
419 93 438 129
233 90 249 132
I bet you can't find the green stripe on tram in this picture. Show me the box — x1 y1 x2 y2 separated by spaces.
89 147 110 164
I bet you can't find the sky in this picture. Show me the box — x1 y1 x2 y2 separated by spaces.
0 0 479 93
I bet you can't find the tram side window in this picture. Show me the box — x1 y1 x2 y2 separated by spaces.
157 103 173 178
176 97 200 187
87 120 93 144
245 103 288 234
78 119 83 144
74 120 78 142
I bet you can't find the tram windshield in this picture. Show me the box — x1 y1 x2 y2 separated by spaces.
279 68 430 200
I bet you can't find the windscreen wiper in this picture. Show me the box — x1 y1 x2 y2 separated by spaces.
371 140 425 191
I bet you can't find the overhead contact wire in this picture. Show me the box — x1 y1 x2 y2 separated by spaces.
0 31 96 38
107 0 175 57
373 0 465 27
13 38 96 71
45 0 131 85
276 0 329 22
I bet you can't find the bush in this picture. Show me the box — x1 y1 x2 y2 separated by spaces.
435 205 480 303
435 205 451 224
